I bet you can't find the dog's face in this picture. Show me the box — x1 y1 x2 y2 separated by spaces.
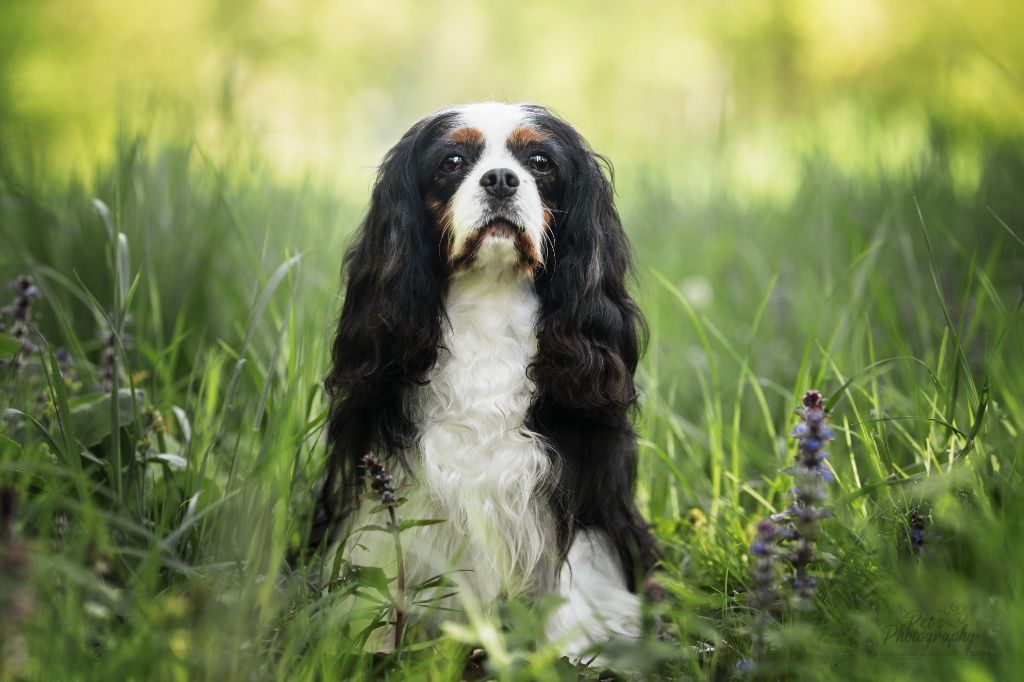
415 103 567 273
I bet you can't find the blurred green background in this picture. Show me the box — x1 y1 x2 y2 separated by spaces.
3 0 1022 196
2 1 1023 680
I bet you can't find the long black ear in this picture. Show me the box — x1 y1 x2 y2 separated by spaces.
527 113 657 587
531 122 645 421
308 114 451 553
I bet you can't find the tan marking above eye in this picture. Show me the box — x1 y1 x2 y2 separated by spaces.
507 127 548 148
449 126 485 145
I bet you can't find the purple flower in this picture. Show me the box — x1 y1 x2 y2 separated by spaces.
906 508 929 557
736 659 757 676
1 275 44 370
800 437 823 452
802 390 824 409
361 453 397 507
747 517 781 665
784 390 835 601
746 390 839 666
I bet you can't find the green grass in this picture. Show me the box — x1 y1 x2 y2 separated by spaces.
1 127 1023 681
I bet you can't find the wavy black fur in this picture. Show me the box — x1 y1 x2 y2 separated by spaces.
524 106 657 586
308 111 457 552
310 105 657 589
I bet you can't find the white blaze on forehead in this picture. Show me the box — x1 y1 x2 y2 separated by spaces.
445 102 548 272
453 102 531 145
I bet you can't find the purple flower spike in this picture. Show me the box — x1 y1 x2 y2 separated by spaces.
1 275 44 370
747 390 838 666
784 390 834 602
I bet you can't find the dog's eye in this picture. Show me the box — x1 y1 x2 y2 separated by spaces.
527 153 551 174
440 155 464 173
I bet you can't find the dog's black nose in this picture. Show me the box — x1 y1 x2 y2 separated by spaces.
480 168 519 199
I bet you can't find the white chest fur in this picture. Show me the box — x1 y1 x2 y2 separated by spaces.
413 268 555 599
341 265 556 612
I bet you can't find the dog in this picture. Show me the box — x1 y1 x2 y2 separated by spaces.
310 102 657 658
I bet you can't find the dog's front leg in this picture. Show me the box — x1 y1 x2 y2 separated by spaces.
545 528 643 661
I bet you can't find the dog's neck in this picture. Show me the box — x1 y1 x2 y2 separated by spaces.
443 265 536 341
413 264 555 598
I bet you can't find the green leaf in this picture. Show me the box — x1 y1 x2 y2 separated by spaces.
0 334 20 358
40 346 79 471
0 432 22 455
347 564 395 600
70 389 146 448
409 573 458 594
353 524 391 534
146 453 187 470
396 518 446 531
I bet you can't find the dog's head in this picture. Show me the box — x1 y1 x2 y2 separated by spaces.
327 101 641 408
362 101 627 276
420 102 558 273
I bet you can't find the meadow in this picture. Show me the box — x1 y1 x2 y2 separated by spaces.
2 1 1024 680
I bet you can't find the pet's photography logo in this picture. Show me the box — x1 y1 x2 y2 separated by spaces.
869 602 993 659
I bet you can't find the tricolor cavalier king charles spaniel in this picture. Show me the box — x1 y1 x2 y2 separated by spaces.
311 102 657 657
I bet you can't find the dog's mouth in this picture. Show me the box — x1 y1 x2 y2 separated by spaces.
450 217 541 273
477 218 523 238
